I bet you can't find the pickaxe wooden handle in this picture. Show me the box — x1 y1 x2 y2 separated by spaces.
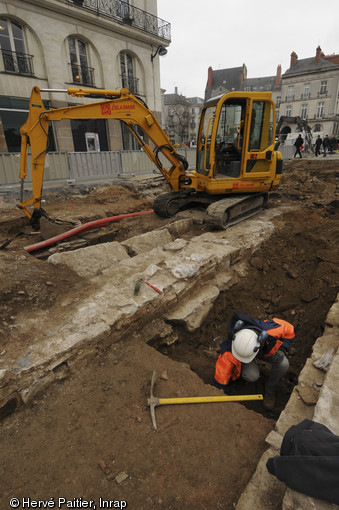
148 371 263 430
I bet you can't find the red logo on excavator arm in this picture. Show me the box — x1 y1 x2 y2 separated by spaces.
100 104 136 115
101 104 111 115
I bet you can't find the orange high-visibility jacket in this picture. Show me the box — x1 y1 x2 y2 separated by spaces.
214 313 295 387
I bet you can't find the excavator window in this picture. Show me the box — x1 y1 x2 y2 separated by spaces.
196 105 216 176
246 100 275 174
213 99 246 178
248 101 273 152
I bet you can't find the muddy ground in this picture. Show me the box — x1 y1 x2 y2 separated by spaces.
0 158 338 510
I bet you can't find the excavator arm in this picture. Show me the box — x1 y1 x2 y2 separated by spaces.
19 86 189 220
276 116 312 135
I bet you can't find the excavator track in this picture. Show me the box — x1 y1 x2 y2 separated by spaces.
204 193 268 230
153 190 207 218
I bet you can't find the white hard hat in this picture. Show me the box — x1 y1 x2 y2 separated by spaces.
232 329 260 363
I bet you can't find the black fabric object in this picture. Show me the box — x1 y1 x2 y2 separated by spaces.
266 419 339 504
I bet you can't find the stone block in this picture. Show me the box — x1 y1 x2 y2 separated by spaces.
165 286 220 332
121 228 172 255
48 242 129 277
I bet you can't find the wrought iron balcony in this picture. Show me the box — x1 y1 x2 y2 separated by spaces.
120 74 138 94
67 0 171 41
69 62 95 86
1 49 34 76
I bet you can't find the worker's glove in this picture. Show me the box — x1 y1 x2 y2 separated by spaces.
253 330 268 353
233 320 244 335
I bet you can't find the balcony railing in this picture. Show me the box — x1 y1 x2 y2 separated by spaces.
67 0 171 41
120 74 138 94
1 49 34 76
69 62 95 86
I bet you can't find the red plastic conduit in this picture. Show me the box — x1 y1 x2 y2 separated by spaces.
24 210 154 253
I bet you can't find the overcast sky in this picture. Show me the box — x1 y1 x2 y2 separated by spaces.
157 0 338 99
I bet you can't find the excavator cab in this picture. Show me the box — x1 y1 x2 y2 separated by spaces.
195 92 281 195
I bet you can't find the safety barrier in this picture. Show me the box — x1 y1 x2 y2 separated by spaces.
0 148 196 186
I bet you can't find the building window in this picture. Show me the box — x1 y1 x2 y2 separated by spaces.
0 96 55 152
276 96 281 108
316 102 324 118
0 18 34 75
285 105 292 117
71 118 108 152
319 81 327 95
121 123 143 150
68 37 94 86
303 83 310 99
287 86 294 100
301 104 308 120
314 124 322 132
120 52 138 94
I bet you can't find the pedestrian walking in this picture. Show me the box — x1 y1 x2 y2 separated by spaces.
323 135 330 157
294 134 303 158
315 135 322 157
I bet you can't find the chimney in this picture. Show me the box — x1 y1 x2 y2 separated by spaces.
275 64 282 87
175 86 178 95
290 52 298 67
315 46 322 64
207 66 213 88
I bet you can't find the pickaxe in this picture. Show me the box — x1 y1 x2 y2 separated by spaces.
147 370 263 430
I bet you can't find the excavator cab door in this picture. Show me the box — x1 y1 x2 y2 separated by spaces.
242 99 275 179
196 105 216 177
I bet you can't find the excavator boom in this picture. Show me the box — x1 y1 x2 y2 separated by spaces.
19 86 188 220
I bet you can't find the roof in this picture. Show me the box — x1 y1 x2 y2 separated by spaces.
242 76 278 91
205 66 246 100
163 93 189 105
283 57 338 76
187 97 204 106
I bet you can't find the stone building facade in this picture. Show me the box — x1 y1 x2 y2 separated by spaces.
0 0 170 153
279 47 339 140
162 87 203 146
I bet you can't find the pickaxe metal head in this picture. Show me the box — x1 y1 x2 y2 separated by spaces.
148 370 159 430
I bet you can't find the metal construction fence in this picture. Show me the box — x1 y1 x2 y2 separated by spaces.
1 145 324 187
0 149 197 186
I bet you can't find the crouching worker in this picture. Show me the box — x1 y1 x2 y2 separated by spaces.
214 312 295 411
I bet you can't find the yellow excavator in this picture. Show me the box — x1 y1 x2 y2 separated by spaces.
19 86 282 229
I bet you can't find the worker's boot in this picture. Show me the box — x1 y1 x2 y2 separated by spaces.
263 392 275 411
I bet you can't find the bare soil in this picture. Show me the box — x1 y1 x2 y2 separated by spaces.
0 159 338 510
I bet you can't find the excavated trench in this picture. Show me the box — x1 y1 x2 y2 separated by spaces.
0 161 338 510
0 163 337 414
148 204 339 419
